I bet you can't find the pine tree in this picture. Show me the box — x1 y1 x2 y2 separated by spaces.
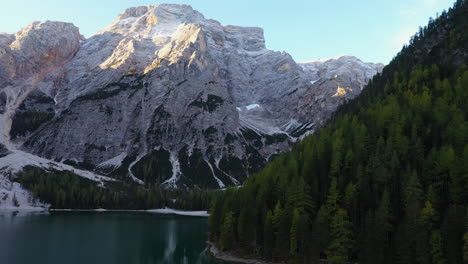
272 201 284 234
274 203 291 260
463 229 468 264
404 170 423 220
344 182 359 224
237 205 256 250
316 205 330 256
325 208 354 262
431 230 447 264
208 195 223 240
330 129 345 178
376 189 392 237
324 177 340 215
419 201 439 229
343 182 358 212
263 210 275 260
290 208 301 259
219 211 235 251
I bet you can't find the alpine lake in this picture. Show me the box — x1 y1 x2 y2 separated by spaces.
0 210 228 264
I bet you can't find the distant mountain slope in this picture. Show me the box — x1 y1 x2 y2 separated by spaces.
209 1 468 263
297 56 383 131
0 4 382 189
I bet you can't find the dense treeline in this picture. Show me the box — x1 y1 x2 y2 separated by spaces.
209 1 468 263
16 166 212 210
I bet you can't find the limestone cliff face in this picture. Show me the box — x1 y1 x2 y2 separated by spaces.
0 21 81 147
297 56 384 130
0 5 383 188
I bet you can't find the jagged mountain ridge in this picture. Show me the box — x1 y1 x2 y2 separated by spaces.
0 4 383 189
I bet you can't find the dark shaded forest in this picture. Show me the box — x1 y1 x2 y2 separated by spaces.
15 166 212 210
209 1 468 263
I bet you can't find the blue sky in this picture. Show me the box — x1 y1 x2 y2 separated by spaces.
0 0 456 64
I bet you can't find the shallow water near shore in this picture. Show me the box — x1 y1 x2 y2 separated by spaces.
0 210 225 264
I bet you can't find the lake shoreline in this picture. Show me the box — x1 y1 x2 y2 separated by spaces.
1 210 214 263
206 241 283 264
0 207 209 217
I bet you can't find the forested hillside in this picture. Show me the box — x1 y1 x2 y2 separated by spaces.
209 1 468 263
14 166 211 210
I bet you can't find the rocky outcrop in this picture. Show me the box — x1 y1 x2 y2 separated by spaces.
0 21 81 148
297 56 384 129
0 4 383 189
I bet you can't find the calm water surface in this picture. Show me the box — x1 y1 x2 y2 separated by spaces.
0 211 225 264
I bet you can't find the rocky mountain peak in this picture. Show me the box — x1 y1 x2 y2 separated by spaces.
0 5 384 190
97 4 205 39
1 21 81 79
295 55 384 129
11 21 81 65
95 4 266 54
299 55 384 86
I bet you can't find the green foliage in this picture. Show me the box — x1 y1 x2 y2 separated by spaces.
16 166 213 210
131 149 173 184
209 1 468 263
178 147 223 188
219 211 235 251
290 208 300 256
325 208 354 262
263 210 275 260
376 189 392 240
16 166 164 209
237 202 256 250
208 194 223 241
463 229 468 264
431 231 447 264
323 178 340 216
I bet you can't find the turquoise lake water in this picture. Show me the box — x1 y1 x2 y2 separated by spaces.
0 211 225 264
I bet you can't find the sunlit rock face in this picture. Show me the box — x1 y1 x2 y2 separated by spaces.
297 56 384 130
0 4 383 188
0 21 81 147
1 21 81 80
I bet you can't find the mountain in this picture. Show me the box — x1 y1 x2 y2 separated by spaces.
297 55 383 132
0 4 382 192
209 1 467 263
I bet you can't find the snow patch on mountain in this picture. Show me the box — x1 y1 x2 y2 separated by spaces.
147 207 208 217
282 119 301 132
127 154 145 185
206 161 225 188
0 177 49 209
163 153 182 187
0 150 116 184
97 153 127 169
0 4 384 189
246 104 260 110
